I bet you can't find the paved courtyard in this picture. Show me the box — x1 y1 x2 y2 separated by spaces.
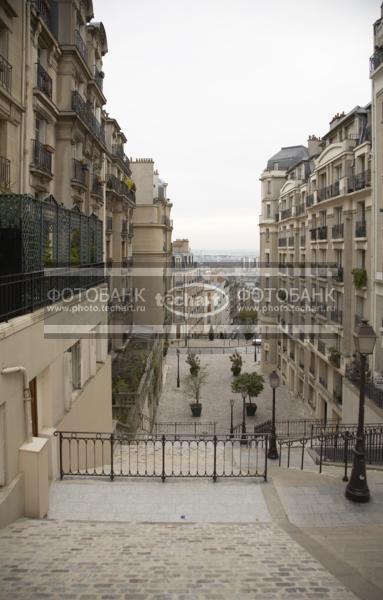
157 343 313 432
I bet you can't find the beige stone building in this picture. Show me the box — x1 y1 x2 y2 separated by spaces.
0 0 125 527
259 106 382 424
172 238 203 340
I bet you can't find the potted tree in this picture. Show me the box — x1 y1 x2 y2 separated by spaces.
186 352 200 376
185 366 208 417
245 372 264 416
229 350 242 376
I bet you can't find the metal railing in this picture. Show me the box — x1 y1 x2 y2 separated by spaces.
295 203 305 216
280 207 292 220
318 340 326 355
348 170 371 193
75 29 88 63
278 237 287 247
0 264 105 323
370 48 383 73
106 216 113 232
93 65 104 90
31 139 52 174
288 236 294 247
91 173 103 198
306 194 314 207
0 54 12 92
72 91 105 145
332 223 344 239
254 418 339 438
56 432 269 481
0 155 10 189
346 373 383 410
72 159 87 186
355 220 367 238
317 183 339 202
317 225 327 240
37 62 52 99
153 422 217 435
31 0 51 28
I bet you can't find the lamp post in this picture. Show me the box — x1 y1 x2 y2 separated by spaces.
254 340 257 363
241 392 247 444
176 348 180 388
268 370 280 460
345 319 376 503
230 398 235 438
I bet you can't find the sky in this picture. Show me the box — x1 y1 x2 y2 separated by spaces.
93 0 379 253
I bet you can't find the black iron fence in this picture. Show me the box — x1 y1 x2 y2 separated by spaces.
254 418 339 438
56 432 268 481
0 264 105 322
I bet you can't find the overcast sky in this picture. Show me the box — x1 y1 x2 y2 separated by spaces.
94 0 379 253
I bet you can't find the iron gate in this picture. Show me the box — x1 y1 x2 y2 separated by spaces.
56 432 269 481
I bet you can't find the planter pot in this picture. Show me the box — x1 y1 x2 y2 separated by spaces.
190 403 202 417
246 403 257 417
231 367 241 377
190 368 199 376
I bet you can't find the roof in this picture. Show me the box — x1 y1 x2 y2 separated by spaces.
266 145 309 171
323 105 370 138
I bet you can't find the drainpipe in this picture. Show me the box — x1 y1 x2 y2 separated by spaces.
2 367 33 443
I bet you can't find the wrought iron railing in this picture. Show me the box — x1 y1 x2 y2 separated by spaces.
332 223 344 239
0 156 10 189
75 29 88 63
31 0 51 28
318 340 326 355
280 207 292 220
306 194 314 207
355 220 367 238
346 374 383 410
295 203 305 216
91 173 103 198
37 62 52 99
330 309 343 325
31 139 52 174
153 422 217 436
72 91 105 145
93 65 104 90
0 264 105 323
112 145 130 168
288 236 294 247
254 418 339 438
0 53 12 92
55 432 269 481
310 228 317 241
278 237 287 247
370 48 383 74
348 170 371 193
106 216 113 232
317 225 327 240
72 159 87 186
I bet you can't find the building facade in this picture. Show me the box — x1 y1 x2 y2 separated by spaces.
259 107 382 424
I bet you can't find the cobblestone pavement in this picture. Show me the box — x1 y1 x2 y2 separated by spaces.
0 519 357 600
158 345 313 432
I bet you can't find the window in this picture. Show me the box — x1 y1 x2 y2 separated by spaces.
266 228 270 242
0 23 9 59
267 180 271 194
266 203 271 218
0 403 4 486
71 342 81 390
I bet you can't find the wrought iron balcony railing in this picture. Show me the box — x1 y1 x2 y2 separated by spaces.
355 220 367 238
91 173 103 198
310 228 317 241
318 340 326 355
31 0 52 29
317 183 339 202
0 53 12 92
317 225 327 240
278 237 287 247
31 139 52 174
295 203 305 216
300 235 305 246
306 194 314 207
330 309 343 325
332 223 344 239
72 91 105 145
0 156 10 189
288 236 294 247
93 65 104 90
370 47 383 74
37 62 52 99
72 159 87 186
334 266 343 282
280 207 292 220
106 216 113 232
348 170 371 193
75 29 88 63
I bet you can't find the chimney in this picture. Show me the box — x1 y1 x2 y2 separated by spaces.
307 135 322 157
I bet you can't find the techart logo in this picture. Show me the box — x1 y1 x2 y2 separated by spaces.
156 282 230 319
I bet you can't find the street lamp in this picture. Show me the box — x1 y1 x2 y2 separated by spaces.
240 392 247 444
230 398 235 438
176 348 180 388
345 319 376 503
268 370 280 460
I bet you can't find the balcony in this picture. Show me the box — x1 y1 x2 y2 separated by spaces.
31 139 52 175
348 170 371 193
278 237 287 247
112 145 130 168
295 203 305 217
310 228 317 241
334 266 343 283
0 156 10 189
300 235 305 247
332 223 344 239
317 183 340 202
31 0 52 29
0 54 12 93
306 194 314 207
91 173 103 199
288 236 294 247
330 309 343 325
72 91 105 145
93 65 104 90
280 207 292 220
36 63 52 99
318 340 326 355
370 47 383 74
355 220 367 238
75 29 88 64
72 159 87 187
317 225 328 240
